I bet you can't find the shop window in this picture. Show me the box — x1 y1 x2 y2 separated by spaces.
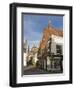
56 45 62 55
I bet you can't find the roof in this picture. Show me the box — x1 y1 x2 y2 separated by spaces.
39 26 63 49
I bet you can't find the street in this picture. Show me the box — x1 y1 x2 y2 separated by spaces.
23 65 62 75
23 65 50 75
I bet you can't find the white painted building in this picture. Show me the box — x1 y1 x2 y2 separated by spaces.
33 53 38 63
23 40 29 67
47 34 63 55
46 34 63 71
28 46 38 65
38 23 63 72
23 53 27 66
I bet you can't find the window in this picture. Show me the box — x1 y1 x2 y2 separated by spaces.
56 45 62 55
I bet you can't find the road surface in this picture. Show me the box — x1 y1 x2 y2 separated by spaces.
23 65 62 75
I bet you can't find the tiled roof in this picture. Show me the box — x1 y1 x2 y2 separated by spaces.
39 26 63 49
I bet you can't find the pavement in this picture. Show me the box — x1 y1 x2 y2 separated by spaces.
23 65 62 75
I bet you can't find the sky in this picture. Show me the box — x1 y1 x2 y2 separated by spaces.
22 14 63 49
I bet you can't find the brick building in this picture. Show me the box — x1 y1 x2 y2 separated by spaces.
38 24 63 73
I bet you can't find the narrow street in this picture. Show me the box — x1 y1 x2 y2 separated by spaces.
23 65 62 75
23 65 50 75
